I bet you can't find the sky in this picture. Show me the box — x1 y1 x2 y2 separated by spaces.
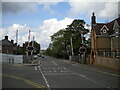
1 0 120 50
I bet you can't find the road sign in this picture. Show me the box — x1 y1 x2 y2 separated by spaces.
79 46 86 53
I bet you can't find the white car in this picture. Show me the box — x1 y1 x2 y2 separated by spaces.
34 55 38 59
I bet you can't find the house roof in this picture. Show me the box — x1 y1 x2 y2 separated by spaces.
0 39 13 46
93 17 120 35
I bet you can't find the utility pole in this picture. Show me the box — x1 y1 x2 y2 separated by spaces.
16 30 18 55
70 34 74 56
16 30 18 45
31 36 34 56
26 29 31 56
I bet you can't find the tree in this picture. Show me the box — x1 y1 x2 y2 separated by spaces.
20 41 40 55
45 19 89 59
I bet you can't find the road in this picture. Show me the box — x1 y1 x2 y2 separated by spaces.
2 56 120 90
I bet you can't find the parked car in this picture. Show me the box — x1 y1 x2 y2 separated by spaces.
37 54 41 57
34 55 38 59
41 55 44 58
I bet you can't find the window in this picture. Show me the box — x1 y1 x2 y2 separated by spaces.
103 29 106 33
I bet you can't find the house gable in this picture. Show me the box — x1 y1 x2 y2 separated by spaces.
100 25 109 35
113 20 120 35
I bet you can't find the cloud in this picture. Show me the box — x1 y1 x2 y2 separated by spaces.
2 2 38 14
1 18 74 50
68 1 119 19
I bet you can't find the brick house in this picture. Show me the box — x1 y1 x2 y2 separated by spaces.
0 36 17 54
90 12 120 64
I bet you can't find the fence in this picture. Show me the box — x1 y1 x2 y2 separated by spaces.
1 53 23 63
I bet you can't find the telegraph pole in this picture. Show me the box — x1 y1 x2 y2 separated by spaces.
16 30 18 55
70 36 74 56
16 30 18 45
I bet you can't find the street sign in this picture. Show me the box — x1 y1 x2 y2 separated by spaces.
79 46 86 53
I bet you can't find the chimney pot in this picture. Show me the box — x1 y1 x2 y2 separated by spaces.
5 36 8 40
11 40 14 44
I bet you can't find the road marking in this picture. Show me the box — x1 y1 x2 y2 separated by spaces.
37 65 50 88
92 69 120 77
54 70 56 72
62 66 114 90
12 64 22 67
44 73 73 76
52 61 58 66
38 61 41 65
49 71 51 73
31 60 35 64
34 66 37 70
3 74 45 88
64 60 120 77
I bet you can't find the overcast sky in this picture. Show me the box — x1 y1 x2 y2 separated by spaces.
1 0 119 50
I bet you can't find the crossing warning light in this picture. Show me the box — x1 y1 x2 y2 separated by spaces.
79 46 86 53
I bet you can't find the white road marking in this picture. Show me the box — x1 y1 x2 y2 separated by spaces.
34 66 37 70
31 60 35 64
49 68 50 69
62 66 114 90
49 71 51 73
38 65 50 88
44 73 73 76
52 61 58 66
54 70 56 72
38 61 41 65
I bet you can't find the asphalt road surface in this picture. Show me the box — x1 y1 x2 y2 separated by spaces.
2 56 120 90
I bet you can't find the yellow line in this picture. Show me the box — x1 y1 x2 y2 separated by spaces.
3 74 45 88
79 66 120 77
66 61 120 77
12 64 22 67
92 69 120 77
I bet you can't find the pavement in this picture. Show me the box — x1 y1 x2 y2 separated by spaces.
2 56 120 89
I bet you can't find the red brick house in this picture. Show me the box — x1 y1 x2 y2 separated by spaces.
90 12 120 64
0 36 17 54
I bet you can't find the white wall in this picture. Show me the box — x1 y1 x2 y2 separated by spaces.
1 53 23 64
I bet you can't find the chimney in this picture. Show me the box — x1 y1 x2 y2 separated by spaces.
91 12 96 24
11 40 14 44
5 36 8 40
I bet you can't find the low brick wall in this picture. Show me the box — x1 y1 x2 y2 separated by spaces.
94 56 120 71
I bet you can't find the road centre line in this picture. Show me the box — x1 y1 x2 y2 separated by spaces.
3 74 45 88
64 60 120 77
37 65 50 88
53 62 114 90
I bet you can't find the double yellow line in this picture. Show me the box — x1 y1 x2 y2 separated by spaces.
3 74 47 89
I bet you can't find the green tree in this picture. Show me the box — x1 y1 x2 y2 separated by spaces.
45 19 89 59
21 41 40 55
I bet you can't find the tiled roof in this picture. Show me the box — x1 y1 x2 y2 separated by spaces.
0 39 13 46
93 17 120 35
